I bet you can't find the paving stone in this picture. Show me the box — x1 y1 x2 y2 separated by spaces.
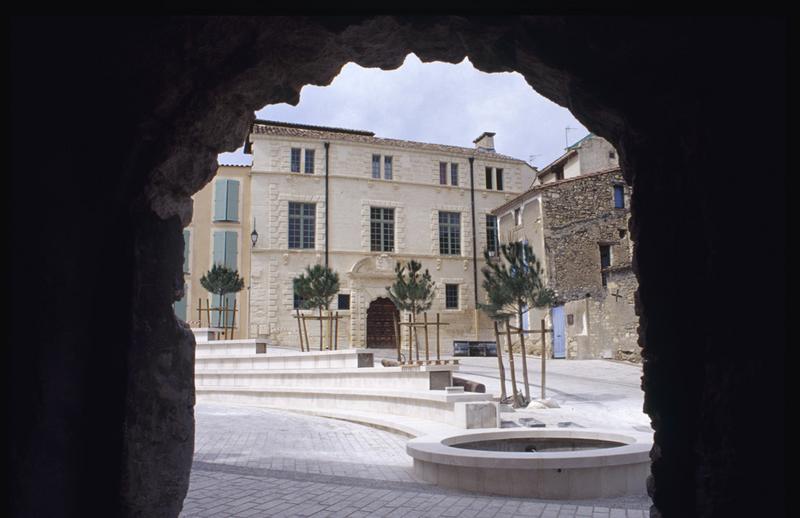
179 403 651 517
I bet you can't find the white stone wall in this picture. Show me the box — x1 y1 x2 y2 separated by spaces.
248 134 531 350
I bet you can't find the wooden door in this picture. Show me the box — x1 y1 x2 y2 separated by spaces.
366 298 399 348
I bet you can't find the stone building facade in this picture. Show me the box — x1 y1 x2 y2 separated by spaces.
245 121 536 351
494 146 639 361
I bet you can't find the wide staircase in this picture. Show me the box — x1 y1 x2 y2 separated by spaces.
193 328 498 435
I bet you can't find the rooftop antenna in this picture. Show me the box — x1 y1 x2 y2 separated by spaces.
528 154 541 166
565 127 579 148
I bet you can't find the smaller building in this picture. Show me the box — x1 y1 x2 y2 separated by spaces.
494 136 638 361
174 164 254 336
535 133 619 186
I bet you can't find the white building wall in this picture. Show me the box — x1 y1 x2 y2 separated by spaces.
248 135 532 351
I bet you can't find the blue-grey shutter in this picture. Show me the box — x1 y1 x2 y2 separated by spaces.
174 282 187 321
213 231 225 265
213 179 227 221
224 231 238 269
182 229 190 272
226 180 239 221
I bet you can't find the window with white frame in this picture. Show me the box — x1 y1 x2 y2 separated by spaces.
370 207 395 252
439 211 461 255
288 202 315 249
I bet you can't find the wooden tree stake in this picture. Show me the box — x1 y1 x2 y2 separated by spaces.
493 320 508 401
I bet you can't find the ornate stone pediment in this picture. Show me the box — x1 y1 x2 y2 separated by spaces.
349 254 396 279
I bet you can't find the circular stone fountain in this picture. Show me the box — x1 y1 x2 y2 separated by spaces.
406 428 652 499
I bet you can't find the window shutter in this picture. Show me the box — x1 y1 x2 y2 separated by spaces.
226 180 239 221
212 231 225 265
213 180 227 221
224 231 238 269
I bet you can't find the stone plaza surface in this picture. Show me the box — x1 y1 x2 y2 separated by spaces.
181 357 652 517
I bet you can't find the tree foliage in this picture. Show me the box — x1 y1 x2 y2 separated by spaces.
200 264 245 299
292 264 340 311
385 260 436 315
480 242 556 322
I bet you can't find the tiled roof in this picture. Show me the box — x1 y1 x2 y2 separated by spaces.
492 166 623 215
249 120 529 164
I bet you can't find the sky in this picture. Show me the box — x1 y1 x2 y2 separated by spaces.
218 53 589 169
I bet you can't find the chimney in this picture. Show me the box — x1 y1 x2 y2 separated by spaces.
473 132 496 152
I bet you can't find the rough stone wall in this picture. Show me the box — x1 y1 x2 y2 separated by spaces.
11 16 785 518
541 171 630 298
534 170 637 359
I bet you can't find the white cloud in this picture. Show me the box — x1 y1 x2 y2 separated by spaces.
218 54 589 169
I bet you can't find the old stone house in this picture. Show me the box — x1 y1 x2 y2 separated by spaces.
494 136 639 361
198 120 537 350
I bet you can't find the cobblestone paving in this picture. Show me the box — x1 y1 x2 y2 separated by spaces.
181 403 651 517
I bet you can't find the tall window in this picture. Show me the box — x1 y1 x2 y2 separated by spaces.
485 167 493 189
445 284 459 309
304 149 315 174
384 156 393 180
370 207 395 252
486 215 498 255
614 185 625 208
439 162 447 185
439 211 461 255
600 244 612 287
291 148 301 172
213 179 240 222
514 208 522 226
288 202 315 249
496 168 504 191
372 154 381 179
450 163 459 186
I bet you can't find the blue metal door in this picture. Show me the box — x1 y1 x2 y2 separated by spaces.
552 305 566 359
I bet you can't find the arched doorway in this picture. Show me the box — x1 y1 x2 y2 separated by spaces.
366 298 399 349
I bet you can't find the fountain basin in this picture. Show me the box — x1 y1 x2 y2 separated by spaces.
406 428 652 499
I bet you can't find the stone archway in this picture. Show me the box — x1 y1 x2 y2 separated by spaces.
11 16 785 518
366 297 399 349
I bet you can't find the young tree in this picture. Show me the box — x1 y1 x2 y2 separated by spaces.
386 260 436 360
480 242 555 406
293 264 340 350
200 264 245 328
